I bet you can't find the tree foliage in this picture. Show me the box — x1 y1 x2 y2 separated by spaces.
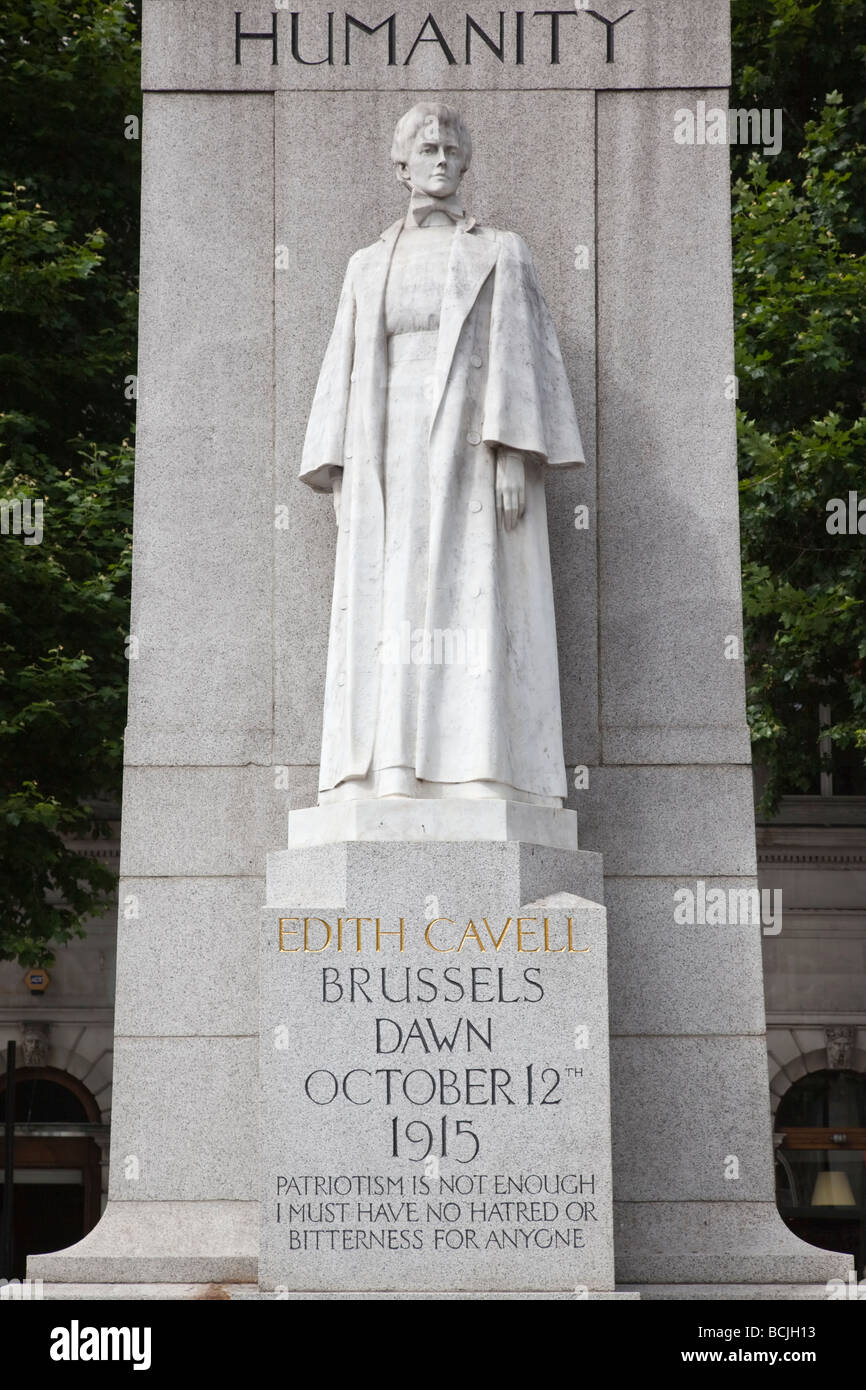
0 2 140 965
731 0 866 181
732 1 866 811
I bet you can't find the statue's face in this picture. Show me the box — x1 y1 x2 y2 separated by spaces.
404 116 464 198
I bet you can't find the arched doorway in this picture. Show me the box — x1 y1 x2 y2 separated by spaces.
775 1069 866 1276
0 1067 104 1279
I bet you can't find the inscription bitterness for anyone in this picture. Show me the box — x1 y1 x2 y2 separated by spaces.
274 1170 599 1252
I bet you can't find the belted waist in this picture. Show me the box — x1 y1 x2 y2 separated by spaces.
387 329 439 365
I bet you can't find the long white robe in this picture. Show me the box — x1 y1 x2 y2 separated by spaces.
300 216 584 802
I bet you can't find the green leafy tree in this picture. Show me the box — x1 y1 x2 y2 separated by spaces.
732 2 866 811
731 0 866 181
0 2 140 965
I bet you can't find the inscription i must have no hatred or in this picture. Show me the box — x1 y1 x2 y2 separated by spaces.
234 9 636 69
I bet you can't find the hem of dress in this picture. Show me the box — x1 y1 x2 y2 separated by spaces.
318 767 564 808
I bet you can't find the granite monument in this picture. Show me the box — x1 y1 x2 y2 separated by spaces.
29 0 851 1301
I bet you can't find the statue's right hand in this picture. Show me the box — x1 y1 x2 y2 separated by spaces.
330 467 343 526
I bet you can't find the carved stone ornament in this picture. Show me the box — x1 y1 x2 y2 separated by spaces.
824 1025 856 1071
19 1021 51 1069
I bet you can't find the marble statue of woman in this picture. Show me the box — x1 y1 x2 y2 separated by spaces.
300 102 584 808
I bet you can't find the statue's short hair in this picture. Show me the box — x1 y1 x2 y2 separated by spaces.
391 103 472 188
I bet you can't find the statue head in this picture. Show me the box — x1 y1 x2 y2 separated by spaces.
391 102 472 200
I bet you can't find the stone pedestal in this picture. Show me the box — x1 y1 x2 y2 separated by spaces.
261 824 622 1296
287 799 578 851
270 799 595 904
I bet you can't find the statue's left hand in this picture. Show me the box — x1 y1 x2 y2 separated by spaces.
495 448 525 531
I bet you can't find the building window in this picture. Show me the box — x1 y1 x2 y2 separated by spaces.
775 1069 866 1276
0 1068 103 1279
